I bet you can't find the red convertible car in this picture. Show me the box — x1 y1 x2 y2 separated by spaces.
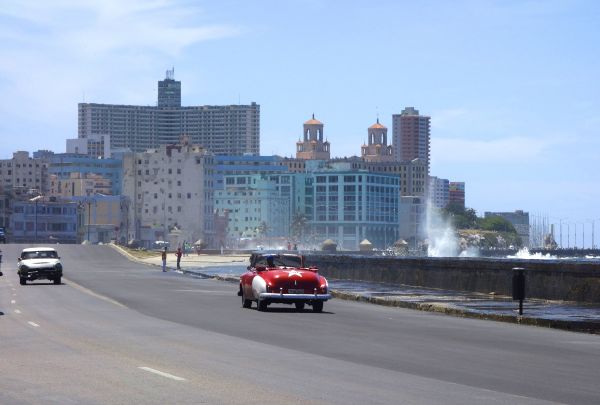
238 252 331 312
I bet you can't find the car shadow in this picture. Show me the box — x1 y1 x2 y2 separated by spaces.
253 306 334 314
22 282 63 286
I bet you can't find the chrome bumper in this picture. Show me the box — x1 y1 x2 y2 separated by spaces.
259 293 331 301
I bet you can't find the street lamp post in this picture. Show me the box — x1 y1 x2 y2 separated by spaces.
86 198 96 243
34 199 38 243
30 195 43 244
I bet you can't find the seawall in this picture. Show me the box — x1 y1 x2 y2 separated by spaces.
303 255 600 303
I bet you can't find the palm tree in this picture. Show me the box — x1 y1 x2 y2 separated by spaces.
257 221 269 238
291 212 307 241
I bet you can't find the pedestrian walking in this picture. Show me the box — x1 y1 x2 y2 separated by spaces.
176 246 183 269
161 247 167 272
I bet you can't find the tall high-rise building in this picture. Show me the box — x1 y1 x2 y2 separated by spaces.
157 68 181 107
392 107 430 170
296 115 330 160
77 71 260 157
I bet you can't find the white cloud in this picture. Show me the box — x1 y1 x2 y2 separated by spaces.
0 0 240 57
431 108 468 130
0 0 242 153
431 135 567 164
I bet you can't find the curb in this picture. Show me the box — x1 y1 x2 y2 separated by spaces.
331 290 600 334
109 244 175 271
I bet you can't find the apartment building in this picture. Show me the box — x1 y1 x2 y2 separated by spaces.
429 176 450 209
77 71 260 156
0 151 49 194
122 140 215 248
46 153 123 195
10 197 82 244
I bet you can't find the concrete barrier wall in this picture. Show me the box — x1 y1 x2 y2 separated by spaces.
303 255 600 303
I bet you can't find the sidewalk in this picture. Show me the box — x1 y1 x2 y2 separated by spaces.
142 251 248 269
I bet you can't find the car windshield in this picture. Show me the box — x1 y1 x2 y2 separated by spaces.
22 250 58 259
255 255 302 268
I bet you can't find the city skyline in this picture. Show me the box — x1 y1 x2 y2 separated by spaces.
0 0 599 238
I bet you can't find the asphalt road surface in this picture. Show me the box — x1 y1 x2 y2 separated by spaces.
1 244 599 404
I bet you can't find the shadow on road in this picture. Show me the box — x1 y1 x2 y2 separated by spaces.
21 282 63 286
249 306 334 315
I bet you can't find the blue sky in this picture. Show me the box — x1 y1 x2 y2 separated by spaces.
0 0 599 246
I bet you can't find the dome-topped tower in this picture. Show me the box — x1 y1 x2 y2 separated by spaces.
296 114 331 160
361 118 394 162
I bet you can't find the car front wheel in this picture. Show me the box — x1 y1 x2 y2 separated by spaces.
54 276 61 285
312 301 323 313
20 277 26 285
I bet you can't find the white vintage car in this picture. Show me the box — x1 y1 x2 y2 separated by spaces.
17 247 63 285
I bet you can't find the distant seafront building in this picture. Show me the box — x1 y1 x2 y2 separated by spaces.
76 69 260 157
449 182 465 208
392 107 431 171
428 176 449 209
484 210 530 248
296 162 402 249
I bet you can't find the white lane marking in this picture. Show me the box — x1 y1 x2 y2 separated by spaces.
65 277 127 308
28 321 40 328
11 300 16 304
173 289 229 293
14 309 21 314
12 288 16 291
562 341 600 345
138 367 186 381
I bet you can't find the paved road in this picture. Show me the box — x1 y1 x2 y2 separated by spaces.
1 244 599 404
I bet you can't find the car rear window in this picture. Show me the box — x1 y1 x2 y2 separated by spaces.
255 255 302 267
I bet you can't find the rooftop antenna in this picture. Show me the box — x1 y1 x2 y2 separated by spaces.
166 67 175 80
